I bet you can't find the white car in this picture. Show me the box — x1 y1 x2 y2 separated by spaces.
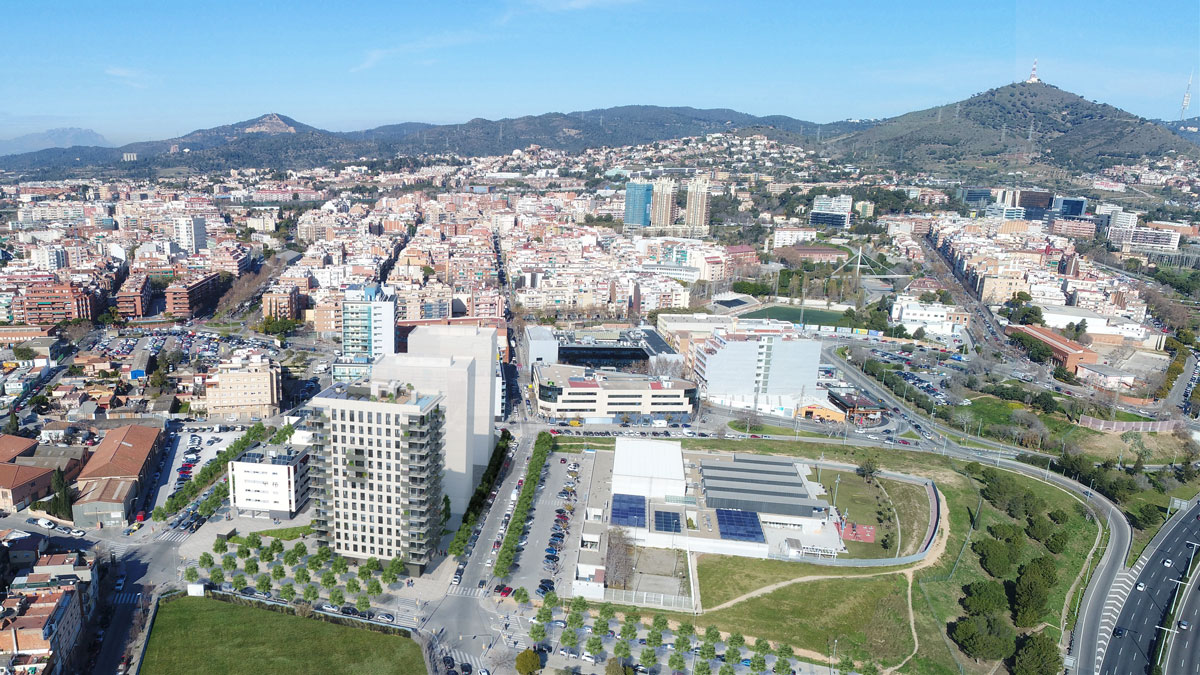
1136 582 1146 591
69 529 85 537
1165 559 1174 568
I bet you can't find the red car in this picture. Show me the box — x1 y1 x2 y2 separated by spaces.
517 479 524 488
500 586 513 597
560 458 567 464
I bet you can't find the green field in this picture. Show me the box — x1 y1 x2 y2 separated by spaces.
142 597 424 675
741 306 850 326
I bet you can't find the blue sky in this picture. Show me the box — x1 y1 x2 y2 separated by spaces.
2 0 1198 144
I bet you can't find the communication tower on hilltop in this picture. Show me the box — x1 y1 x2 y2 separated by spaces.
1026 59 1040 84
1181 72 1193 121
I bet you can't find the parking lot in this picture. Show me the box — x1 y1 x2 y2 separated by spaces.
149 425 247 511
506 450 595 599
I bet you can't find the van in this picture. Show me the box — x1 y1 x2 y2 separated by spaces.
651 419 668 428
581 653 596 663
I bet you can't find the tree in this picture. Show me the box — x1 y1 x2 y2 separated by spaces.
292 541 308 558
606 660 629 675
561 629 579 649
586 635 603 656
613 639 631 664
367 578 382 597
259 547 274 564
857 455 880 483
749 654 767 673
213 539 228 555
321 571 337 589
233 574 247 589
961 580 1007 615
700 641 717 662
515 648 541 675
345 577 361 595
543 591 559 609
185 567 199 583
972 538 1011 577
951 613 1017 661
669 653 687 672
272 565 286 581
245 532 262 549
640 647 658 668
279 583 296 602
329 589 345 606
331 556 348 575
152 506 167 522
294 566 310 585
245 559 259 577
646 629 662 648
726 631 745 655
530 622 547 644
705 625 721 643
719 665 736 675
356 594 370 613
621 617 639 642
571 595 589 614
652 613 669 632
209 568 224 586
199 552 214 568
303 584 319 604
695 661 713 675
913 326 926 341
221 555 238 572
674 636 691 654
380 568 397 585
513 587 529 604
1012 631 1061 675
12 346 34 361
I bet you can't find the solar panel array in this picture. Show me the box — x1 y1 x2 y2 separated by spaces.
653 511 681 533
611 494 647 528
715 509 765 542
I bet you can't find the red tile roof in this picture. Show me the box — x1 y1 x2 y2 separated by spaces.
0 463 52 490
0 435 37 464
78 425 160 481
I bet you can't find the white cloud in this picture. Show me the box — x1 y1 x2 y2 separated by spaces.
105 66 149 89
350 31 483 73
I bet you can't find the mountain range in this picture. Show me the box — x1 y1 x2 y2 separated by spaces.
1 82 1197 178
0 128 110 156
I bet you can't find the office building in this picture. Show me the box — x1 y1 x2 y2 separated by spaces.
809 194 853 229
173 216 208 254
684 176 711 233
624 182 653 229
115 275 152 319
342 284 397 358
532 363 698 423
1053 196 1087 218
984 204 1026 220
649 178 678 229
309 380 447 573
202 353 282 421
957 187 993 207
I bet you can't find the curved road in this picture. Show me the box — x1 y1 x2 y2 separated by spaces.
821 342 1132 674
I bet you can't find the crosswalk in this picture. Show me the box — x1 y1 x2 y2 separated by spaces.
156 529 192 543
1095 557 1148 672
446 586 486 598
107 543 129 560
111 591 142 605
442 647 486 673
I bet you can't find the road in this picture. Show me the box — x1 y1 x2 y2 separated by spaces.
1167 522 1200 675
1101 500 1200 675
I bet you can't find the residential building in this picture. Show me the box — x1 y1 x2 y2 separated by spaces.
810 194 853 229
889 295 970 337
683 175 710 234
342 284 397 358
308 380 447 573
1107 223 1181 253
532 363 698 423
261 284 301 320
1050 219 1096 239
649 178 677 229
770 227 818 250
202 353 282 421
31 246 67 272
623 182 653 229
115 275 152 319
173 216 208 254
20 284 98 325
229 441 310 519
0 590 82 675
165 273 219 319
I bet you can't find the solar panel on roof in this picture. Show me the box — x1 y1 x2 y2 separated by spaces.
715 509 765 542
653 511 681 533
611 494 646 528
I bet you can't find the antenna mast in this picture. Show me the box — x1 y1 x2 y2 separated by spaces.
1182 72 1193 121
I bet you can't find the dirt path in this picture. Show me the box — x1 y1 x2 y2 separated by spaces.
705 490 950 613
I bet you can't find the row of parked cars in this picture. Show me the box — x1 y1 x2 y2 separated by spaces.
440 654 488 675
27 517 85 537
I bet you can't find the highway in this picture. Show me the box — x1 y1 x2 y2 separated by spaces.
1167 522 1200 675
1100 500 1200 675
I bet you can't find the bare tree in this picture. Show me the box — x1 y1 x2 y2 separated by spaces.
605 527 635 590
952 411 973 432
738 409 762 433
647 356 684 380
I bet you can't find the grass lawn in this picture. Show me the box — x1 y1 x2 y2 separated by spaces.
885 477 932 557
253 524 312 541
727 420 828 438
1113 410 1154 422
142 597 424 675
741 306 849 326
900 430 920 440
823 471 894 558
697 555 911 608
1122 480 1200 564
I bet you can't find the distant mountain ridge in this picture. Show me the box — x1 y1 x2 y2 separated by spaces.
0 128 110 156
2 86 1199 177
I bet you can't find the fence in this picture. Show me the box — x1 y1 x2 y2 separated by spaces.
604 588 696 611
1077 416 1181 433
